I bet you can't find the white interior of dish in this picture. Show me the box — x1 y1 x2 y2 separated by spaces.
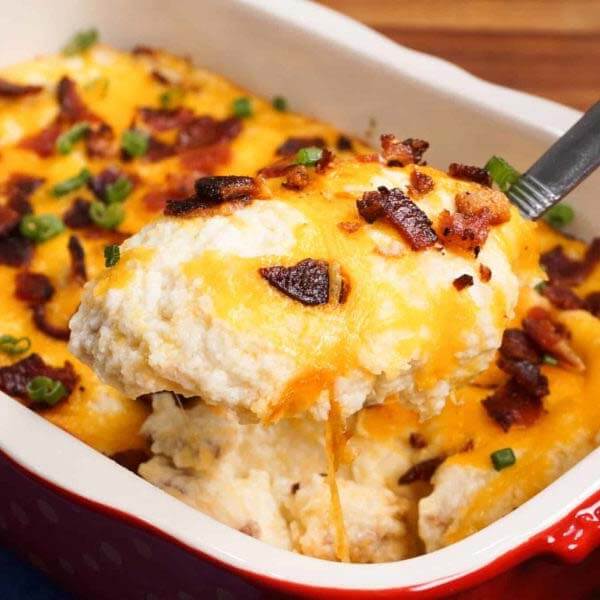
0 0 598 591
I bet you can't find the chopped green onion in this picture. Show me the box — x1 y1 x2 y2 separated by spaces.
105 177 133 204
534 281 547 294
26 376 67 406
542 354 559 366
104 244 120 267
51 168 91 197
19 214 65 243
62 28 99 56
121 129 149 158
159 88 185 109
484 156 521 192
0 335 31 356
544 203 575 229
56 122 90 154
490 447 516 471
232 97 253 118
90 201 124 230
295 146 323 166
272 96 288 112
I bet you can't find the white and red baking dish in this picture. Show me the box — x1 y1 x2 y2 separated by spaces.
1 1 599 598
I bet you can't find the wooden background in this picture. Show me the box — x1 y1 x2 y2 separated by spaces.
317 0 600 111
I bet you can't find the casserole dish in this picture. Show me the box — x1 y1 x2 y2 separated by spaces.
0 0 599 597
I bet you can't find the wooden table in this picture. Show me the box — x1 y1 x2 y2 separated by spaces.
318 0 600 111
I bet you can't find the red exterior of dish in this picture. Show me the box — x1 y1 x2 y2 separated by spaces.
0 449 599 599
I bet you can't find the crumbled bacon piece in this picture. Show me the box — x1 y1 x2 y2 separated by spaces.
276 136 325 157
380 134 429 166
584 292 600 318
448 163 491 187
177 116 242 151
403 138 429 164
497 357 549 397
409 170 434 196
32 305 70 341
14 272 54 305
315 148 334 174
540 239 600 286
482 380 544 432
336 135 353 152
142 174 196 213
19 121 63 157
282 165 310 190
4 174 44 215
260 259 330 306
357 187 437 250
57 76 96 122
453 274 474 291
408 432 427 449
88 166 125 201
0 353 77 404
150 69 171 85
479 264 492 282
63 198 92 229
455 189 510 226
0 77 43 97
111 448 150 473
138 106 195 132
0 235 34 267
437 209 490 252
68 235 87 283
499 329 540 364
541 283 584 311
398 456 445 484
0 206 20 237
145 136 176 162
85 123 116 158
258 157 296 179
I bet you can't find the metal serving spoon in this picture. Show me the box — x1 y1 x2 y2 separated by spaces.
506 101 600 220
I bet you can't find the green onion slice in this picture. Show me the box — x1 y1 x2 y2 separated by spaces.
0 335 31 356
544 203 575 229
272 96 288 112
51 168 91 197
27 376 67 406
121 129 149 158
232 97 253 118
490 447 516 471
56 122 91 155
104 244 120 267
62 28 99 56
534 281 547 294
90 201 124 230
295 146 323 166
19 214 65 243
542 354 559 366
105 177 133 204
484 156 520 192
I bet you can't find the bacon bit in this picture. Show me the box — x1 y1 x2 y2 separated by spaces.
63 198 92 229
357 153 381 164
85 123 116 158
453 274 474 291
0 206 20 237
455 189 510 226
437 209 490 252
260 258 330 306
479 264 492 282
87 166 125 201
584 292 600 318
408 170 434 196
282 165 310 190
338 221 362 234
80 228 131 245
0 235 34 267
336 135 353 152
523 307 585 371
408 432 427 449
540 238 600 286
68 235 87 283
110 448 150 473
32 305 70 341
380 134 412 166
499 329 540 364
497 357 549 397
357 187 437 250
4 174 44 215
482 380 544 432
177 116 242 150
448 163 492 187
142 174 195 213
0 77 43 97
14 272 54 305
275 136 325 157
403 138 429 164
258 157 296 179
398 456 445 484
315 148 334 174
145 136 176 162
19 121 63 157
57 76 95 122
0 353 77 404
138 106 195 132
150 69 171 85
541 283 584 311
179 141 232 172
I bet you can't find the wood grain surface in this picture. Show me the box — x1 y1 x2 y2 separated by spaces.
317 0 600 111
